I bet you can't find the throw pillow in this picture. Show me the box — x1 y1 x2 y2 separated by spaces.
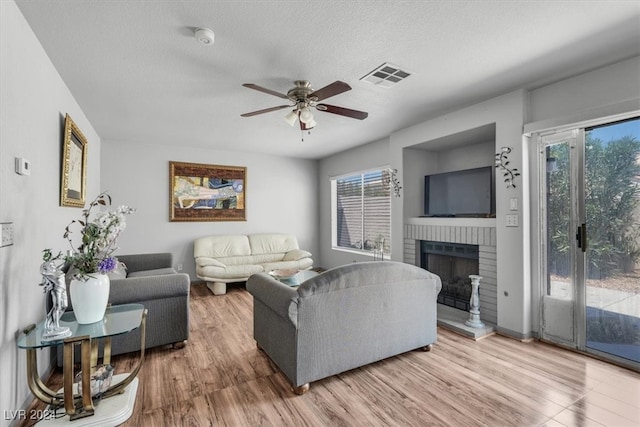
283 249 312 261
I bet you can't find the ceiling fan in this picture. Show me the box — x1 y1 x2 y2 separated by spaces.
240 80 368 130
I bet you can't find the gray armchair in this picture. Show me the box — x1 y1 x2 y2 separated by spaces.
57 252 190 366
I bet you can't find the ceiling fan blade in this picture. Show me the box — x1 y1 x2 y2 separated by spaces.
316 104 368 120
241 105 291 117
242 83 289 99
308 81 352 101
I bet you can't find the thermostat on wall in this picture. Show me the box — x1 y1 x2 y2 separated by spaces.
15 157 31 176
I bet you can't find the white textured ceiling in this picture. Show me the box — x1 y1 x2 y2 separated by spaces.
14 0 640 159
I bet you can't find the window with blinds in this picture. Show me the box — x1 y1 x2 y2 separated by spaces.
332 169 391 254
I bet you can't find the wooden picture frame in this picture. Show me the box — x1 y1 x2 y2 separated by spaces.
60 114 88 207
169 161 246 222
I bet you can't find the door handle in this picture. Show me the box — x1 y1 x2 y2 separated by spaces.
576 223 587 252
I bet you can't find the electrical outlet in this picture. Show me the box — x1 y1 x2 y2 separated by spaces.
177 264 183 271
1 222 14 247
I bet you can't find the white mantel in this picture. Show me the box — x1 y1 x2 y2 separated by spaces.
406 217 496 227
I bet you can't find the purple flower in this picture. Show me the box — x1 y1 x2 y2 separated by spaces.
98 257 117 274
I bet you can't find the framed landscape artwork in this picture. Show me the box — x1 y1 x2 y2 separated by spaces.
169 161 246 222
60 114 88 207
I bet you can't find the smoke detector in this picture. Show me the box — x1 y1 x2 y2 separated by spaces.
195 27 215 45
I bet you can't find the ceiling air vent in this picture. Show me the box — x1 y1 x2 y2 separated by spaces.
360 63 411 88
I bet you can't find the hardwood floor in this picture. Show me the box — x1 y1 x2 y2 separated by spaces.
23 283 640 426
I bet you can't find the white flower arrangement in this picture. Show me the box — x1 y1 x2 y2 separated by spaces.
44 192 135 279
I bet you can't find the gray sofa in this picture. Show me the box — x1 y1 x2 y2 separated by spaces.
57 253 190 366
246 261 442 394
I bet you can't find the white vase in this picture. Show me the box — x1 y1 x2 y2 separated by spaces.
69 273 110 324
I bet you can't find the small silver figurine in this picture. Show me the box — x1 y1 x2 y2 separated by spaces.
40 253 72 341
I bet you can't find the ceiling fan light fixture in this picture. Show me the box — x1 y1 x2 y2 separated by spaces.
284 110 298 126
241 80 368 131
299 107 314 124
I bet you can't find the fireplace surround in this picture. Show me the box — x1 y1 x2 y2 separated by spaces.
404 217 497 325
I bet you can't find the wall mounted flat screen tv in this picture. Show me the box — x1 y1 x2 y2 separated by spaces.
424 166 495 217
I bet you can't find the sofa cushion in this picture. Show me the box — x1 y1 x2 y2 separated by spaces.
196 258 226 268
197 263 264 279
218 253 284 266
128 267 177 278
249 234 300 255
194 235 251 258
283 249 312 261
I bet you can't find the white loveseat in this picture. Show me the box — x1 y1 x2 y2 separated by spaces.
194 233 313 295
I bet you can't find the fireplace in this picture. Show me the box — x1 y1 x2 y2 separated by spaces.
420 241 479 311
404 218 497 325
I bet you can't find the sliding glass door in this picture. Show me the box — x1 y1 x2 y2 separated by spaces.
583 120 640 363
540 118 640 367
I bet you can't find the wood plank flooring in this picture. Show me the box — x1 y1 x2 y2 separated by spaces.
22 283 640 426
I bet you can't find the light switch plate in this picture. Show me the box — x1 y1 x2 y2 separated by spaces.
1 222 14 247
509 197 518 211
506 214 518 227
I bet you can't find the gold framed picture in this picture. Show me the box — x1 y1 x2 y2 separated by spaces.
60 114 88 207
169 161 246 222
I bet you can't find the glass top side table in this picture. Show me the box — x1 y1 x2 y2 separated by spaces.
18 303 148 421
18 303 144 349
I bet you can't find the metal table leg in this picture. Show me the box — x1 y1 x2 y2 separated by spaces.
63 335 94 420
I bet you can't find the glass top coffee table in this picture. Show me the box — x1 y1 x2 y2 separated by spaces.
270 269 319 287
17 303 147 424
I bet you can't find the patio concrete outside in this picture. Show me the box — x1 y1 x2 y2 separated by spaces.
550 280 640 318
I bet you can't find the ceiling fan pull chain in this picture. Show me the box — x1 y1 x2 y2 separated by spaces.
301 129 312 142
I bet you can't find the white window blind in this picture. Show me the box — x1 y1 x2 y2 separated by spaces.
333 169 391 254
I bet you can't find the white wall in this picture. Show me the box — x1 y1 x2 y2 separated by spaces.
390 90 530 338
0 2 101 424
318 138 390 268
528 56 640 127
436 141 495 173
402 148 437 219
101 141 319 279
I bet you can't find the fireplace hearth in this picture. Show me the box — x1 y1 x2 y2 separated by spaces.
420 241 479 311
